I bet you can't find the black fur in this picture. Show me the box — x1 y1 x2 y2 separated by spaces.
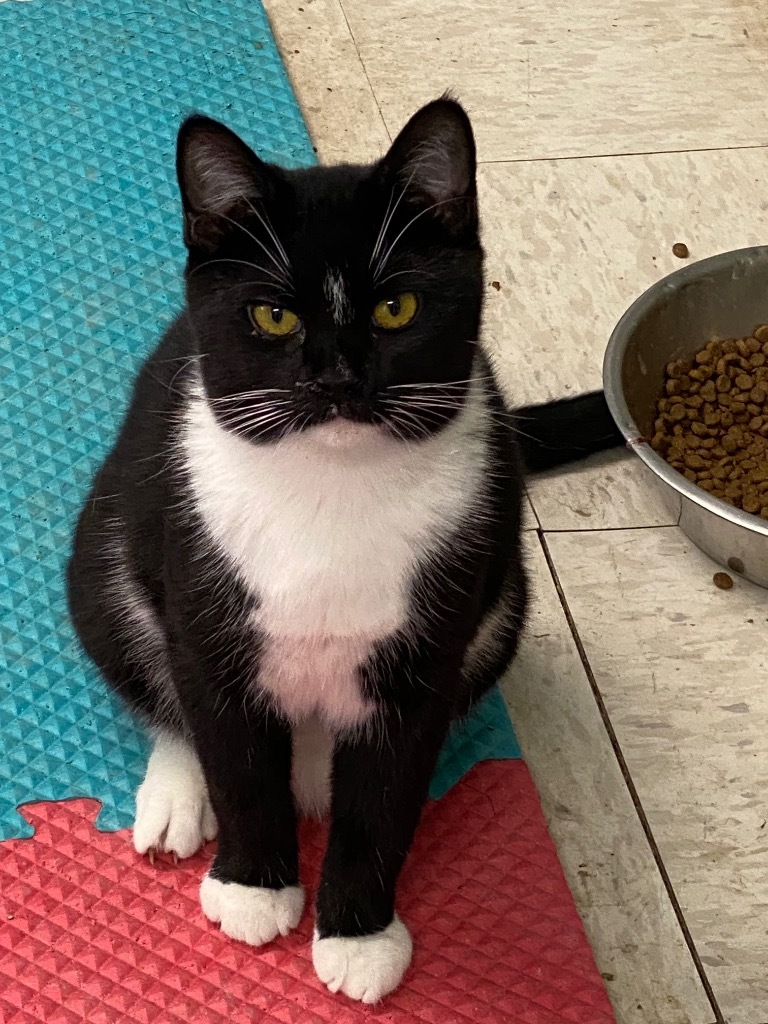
517 391 624 472
67 98 620 964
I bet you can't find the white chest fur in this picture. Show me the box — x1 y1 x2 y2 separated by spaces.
182 384 490 732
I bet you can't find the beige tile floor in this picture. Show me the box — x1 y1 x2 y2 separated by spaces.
263 2 768 1021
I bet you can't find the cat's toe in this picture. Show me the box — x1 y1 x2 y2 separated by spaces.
133 734 218 860
312 916 412 1003
200 875 305 946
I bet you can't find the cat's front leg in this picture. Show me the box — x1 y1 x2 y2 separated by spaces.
312 676 455 1003
133 729 218 861
170 638 305 947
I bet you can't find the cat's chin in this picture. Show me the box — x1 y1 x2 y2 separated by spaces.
304 418 386 451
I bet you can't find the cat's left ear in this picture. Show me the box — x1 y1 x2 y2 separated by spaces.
176 115 279 250
381 96 477 236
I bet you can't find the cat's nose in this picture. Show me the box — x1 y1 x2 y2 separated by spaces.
313 356 360 395
316 355 356 391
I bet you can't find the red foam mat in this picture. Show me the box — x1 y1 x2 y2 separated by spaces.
0 762 614 1024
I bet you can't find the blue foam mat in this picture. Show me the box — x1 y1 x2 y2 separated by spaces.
0 0 518 841
430 686 520 801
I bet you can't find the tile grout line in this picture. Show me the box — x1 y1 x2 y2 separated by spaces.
538 522 679 534
477 142 768 167
261 6 323 160
535 529 726 1024
335 0 392 145
523 484 544 532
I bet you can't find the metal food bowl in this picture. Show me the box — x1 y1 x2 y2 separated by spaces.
604 245 768 589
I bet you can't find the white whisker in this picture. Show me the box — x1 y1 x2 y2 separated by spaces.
211 390 291 405
369 169 418 270
278 411 312 440
155 353 209 364
375 409 412 445
167 355 205 395
189 257 285 287
389 407 432 438
374 269 418 290
219 409 292 430
370 188 395 269
215 211 293 286
388 375 491 388
215 398 293 421
374 196 462 281
385 398 460 413
220 405 293 430
224 410 293 441
244 197 291 272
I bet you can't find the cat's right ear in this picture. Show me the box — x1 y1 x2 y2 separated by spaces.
176 116 275 251
380 97 478 237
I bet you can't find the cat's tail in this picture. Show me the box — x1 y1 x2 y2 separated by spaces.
513 391 624 473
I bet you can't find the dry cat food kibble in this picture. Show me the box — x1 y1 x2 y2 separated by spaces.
713 572 734 591
651 324 768 519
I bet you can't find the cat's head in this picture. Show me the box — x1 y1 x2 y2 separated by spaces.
177 97 484 449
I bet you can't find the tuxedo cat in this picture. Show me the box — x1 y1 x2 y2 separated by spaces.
67 97 621 1003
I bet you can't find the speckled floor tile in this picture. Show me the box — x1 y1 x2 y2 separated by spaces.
479 148 768 531
338 0 768 162
546 527 768 1024
263 0 390 165
502 536 715 1024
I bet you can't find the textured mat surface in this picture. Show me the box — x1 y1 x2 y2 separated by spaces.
0 0 313 840
430 686 520 800
0 0 518 841
0 762 615 1024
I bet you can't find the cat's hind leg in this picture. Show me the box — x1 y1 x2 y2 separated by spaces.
133 730 218 860
67 516 213 859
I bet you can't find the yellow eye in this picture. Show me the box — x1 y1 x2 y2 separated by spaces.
249 305 301 337
372 292 418 331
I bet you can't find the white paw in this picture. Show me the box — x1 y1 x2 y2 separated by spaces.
133 733 218 859
200 875 305 946
312 916 413 1003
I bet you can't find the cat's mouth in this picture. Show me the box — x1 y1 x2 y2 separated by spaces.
325 402 375 424
303 396 458 445
293 396 394 450
294 394 379 430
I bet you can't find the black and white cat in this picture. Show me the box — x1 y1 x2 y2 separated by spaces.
67 98 620 1003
